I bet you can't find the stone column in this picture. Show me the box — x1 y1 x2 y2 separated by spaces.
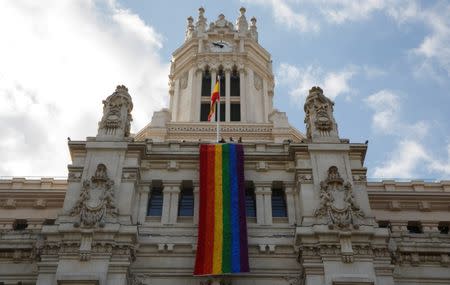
225 69 231 122
255 183 272 225
172 79 180 121
239 68 246 122
193 69 203 121
162 181 181 225
284 183 296 225
137 184 150 224
193 181 200 225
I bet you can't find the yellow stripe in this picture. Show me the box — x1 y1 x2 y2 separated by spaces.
212 144 223 274
213 81 219 93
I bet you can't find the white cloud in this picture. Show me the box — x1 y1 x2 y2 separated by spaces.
373 140 429 178
277 63 355 105
0 1 169 177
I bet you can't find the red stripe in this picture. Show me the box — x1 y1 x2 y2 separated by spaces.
204 144 216 274
194 145 208 274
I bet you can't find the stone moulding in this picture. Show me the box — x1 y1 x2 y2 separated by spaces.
70 164 118 228
314 166 365 229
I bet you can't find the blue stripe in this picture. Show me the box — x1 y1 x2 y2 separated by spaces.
229 144 241 272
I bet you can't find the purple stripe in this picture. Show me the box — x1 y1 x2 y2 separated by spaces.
237 144 249 272
230 144 241 272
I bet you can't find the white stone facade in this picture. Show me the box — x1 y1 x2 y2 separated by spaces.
1 7 450 285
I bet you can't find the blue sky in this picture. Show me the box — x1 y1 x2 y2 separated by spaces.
1 0 450 179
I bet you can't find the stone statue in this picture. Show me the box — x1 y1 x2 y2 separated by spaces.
304 86 339 142
97 85 133 138
236 7 248 33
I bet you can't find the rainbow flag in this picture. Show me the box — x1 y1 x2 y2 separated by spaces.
194 144 249 275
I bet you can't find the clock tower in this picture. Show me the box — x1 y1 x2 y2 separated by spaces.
136 7 303 143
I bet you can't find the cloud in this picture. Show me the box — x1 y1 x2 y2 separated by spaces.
0 1 169 177
373 140 429 178
277 63 355 105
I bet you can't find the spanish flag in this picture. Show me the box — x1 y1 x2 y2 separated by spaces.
207 80 220 121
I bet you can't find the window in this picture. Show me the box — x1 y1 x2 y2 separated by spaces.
377 220 391 230
13 219 28 231
218 69 225 97
178 182 194 217
200 103 210 121
272 185 287 218
230 69 240 97
438 222 449 234
147 183 163 216
245 182 256 217
43 219 56 226
201 69 211 97
215 102 225 122
230 103 240 121
407 221 423 234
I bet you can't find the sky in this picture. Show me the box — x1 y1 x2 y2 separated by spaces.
1 0 450 180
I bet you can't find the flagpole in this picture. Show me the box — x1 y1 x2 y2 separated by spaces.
216 75 220 143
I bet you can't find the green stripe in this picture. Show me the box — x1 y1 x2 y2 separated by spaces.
222 144 231 273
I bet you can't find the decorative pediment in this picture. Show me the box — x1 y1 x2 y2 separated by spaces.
314 166 364 229
70 164 118 228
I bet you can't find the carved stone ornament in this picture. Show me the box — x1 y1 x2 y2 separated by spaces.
70 164 118 227
314 166 364 229
254 72 263 90
97 85 133 138
304 86 338 140
180 72 188 89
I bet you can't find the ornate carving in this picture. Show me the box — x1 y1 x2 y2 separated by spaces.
70 164 118 228
209 14 234 32
180 72 188 89
250 17 258 42
236 7 248 33
185 16 195 40
98 85 133 138
304 86 338 140
314 166 364 229
254 72 263 90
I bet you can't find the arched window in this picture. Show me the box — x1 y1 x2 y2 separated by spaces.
271 183 287 218
178 181 194 216
245 181 256 217
201 68 211 97
147 182 163 216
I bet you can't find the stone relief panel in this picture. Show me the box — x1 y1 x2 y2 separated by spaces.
314 166 364 229
179 72 188 89
70 163 118 227
254 72 263 91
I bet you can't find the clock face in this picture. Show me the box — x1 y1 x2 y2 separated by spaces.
210 41 232 52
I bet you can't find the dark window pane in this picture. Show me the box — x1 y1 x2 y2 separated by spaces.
245 187 256 217
201 72 211 97
438 223 449 234
13 219 28 231
200 103 210 121
231 72 240 97
178 187 194 216
272 188 287 217
218 72 225 97
147 187 163 216
230 103 241 121
407 221 423 234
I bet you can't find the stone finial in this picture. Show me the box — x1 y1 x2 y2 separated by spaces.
250 17 258 42
185 16 195 40
303 86 339 142
196 7 207 34
97 85 133 138
236 7 248 33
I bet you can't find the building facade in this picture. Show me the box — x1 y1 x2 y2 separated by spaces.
1 7 450 285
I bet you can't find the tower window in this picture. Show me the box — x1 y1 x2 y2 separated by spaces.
201 69 211 97
230 103 241 121
218 69 225 97
230 69 240 97
147 184 163 216
438 222 449 234
178 183 194 217
272 186 287 218
245 182 256 218
200 103 210 121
